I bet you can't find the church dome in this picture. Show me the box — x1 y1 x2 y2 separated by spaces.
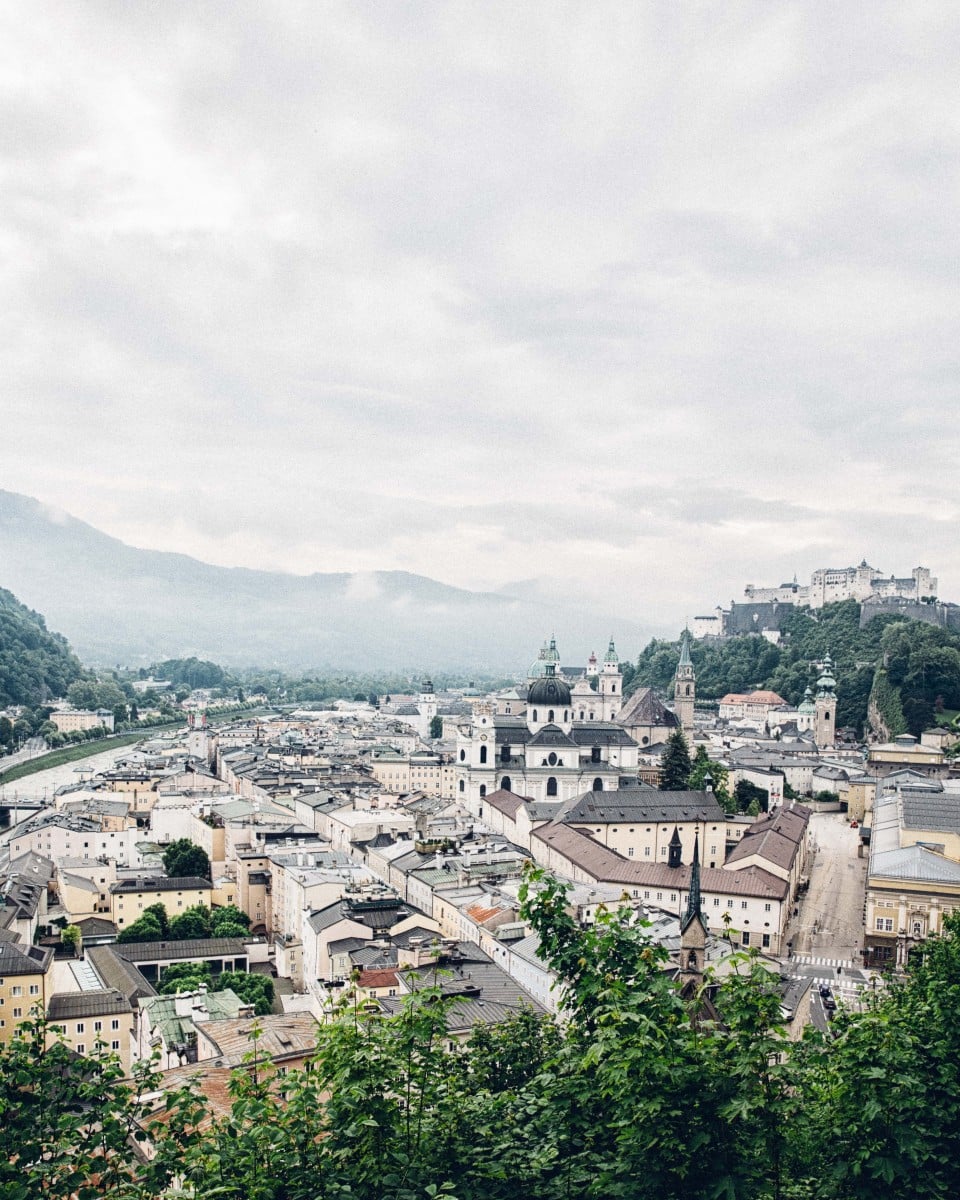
527 675 572 707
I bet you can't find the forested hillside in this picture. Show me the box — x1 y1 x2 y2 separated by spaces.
0 586 87 707
629 600 960 736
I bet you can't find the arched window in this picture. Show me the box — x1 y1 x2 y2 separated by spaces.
687 950 698 969
564 710 568 721
580 710 585 720
546 776 558 797
501 776 512 792
611 684 616 693
685 685 690 696
479 784 486 798
548 709 555 723
458 780 465 792
479 746 487 764
593 777 603 792
532 710 538 722
459 749 465 762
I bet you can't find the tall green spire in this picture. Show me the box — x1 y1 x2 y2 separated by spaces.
604 636 618 664
681 833 703 932
677 628 693 669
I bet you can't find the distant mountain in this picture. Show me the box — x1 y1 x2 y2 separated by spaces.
0 491 651 672
0 585 87 707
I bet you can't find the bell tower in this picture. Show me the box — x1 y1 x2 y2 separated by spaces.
599 637 622 720
679 834 708 987
814 654 837 750
673 629 696 732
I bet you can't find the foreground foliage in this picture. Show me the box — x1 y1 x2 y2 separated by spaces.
2 879 958 1200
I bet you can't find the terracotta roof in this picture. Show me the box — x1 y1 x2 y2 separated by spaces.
358 968 400 989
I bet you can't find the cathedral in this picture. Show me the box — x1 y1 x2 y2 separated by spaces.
455 638 640 812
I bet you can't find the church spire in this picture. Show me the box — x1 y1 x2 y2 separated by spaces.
681 833 703 933
677 627 693 669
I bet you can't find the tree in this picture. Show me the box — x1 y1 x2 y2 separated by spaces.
143 902 169 937
161 838 211 880
215 971 274 1016
687 744 733 811
211 905 251 935
429 715 443 739
735 778 769 813
60 924 81 956
168 904 213 940
117 913 164 943
659 729 692 790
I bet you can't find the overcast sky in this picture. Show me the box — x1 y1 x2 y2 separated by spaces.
2 3 959 634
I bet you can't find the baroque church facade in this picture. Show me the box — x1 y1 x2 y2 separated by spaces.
455 639 639 813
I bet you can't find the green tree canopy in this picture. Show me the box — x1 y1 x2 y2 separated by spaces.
168 904 213 940
162 838 211 880
659 728 692 790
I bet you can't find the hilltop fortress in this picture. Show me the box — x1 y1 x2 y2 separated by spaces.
694 561 958 640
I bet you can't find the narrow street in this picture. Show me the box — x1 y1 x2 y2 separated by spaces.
783 809 871 1006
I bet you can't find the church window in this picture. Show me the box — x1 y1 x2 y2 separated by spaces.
479 746 487 764
593 778 603 792
611 684 616 693
479 785 486 798
546 777 558 797
458 780 464 793
501 745 510 762
564 710 568 721
579 710 585 720
685 685 690 695
501 776 511 792
459 750 465 762
532 710 538 722
591 746 601 763
642 736 649 744
548 710 555 723
547 752 558 766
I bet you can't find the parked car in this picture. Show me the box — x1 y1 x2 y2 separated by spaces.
850 819 859 828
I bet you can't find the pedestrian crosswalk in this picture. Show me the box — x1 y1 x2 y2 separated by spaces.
791 954 858 971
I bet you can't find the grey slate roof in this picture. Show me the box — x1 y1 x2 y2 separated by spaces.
616 687 680 728
563 788 725 825
900 790 960 834
115 937 248 963
0 941 52 976
47 989 132 1020
109 876 213 894
872 845 960 883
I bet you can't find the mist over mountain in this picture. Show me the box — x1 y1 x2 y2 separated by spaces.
0 491 653 672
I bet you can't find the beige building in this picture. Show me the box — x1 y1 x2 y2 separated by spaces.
110 876 213 930
50 709 115 733
867 735 944 776
864 783 960 969
47 989 135 1074
0 942 52 1044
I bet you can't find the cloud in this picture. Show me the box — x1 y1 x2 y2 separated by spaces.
1 2 959 637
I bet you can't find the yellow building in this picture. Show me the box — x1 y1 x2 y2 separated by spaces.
109 876 213 929
864 785 960 968
0 942 53 1044
46 989 136 1074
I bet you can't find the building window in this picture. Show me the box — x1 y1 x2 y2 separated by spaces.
501 776 512 792
593 778 603 792
628 847 634 857
532 710 538 722
111 1019 120 1031
741 901 748 910
876 917 894 932
75 1023 84 1033
29 985 39 996
710 846 716 855
94 1021 102 1033
713 898 720 907
11 987 22 998
76 1044 85 1054
741 932 750 946
546 777 558 797
459 780 464 793
111 1040 120 1051
727 899 733 908
479 785 486 798
764 903 771 912
762 934 770 948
